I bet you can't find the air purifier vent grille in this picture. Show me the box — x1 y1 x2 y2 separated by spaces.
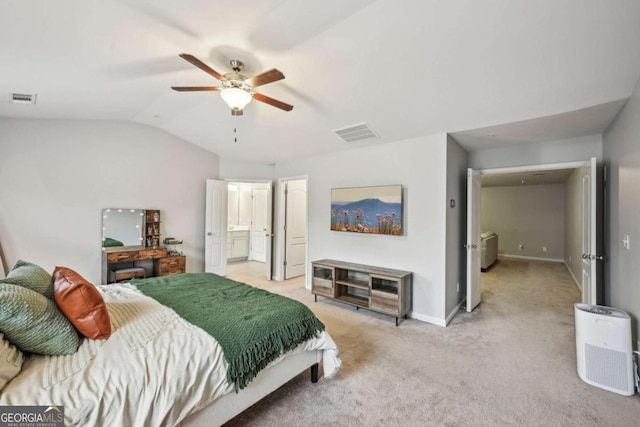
585 343 628 392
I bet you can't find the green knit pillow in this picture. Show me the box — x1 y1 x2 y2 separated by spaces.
0 283 79 355
0 260 55 301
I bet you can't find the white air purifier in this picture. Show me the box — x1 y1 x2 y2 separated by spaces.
574 303 635 396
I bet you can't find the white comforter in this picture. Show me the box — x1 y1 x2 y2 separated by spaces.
0 283 340 426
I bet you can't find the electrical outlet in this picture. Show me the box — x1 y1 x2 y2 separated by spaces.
519 244 524 250
542 246 547 252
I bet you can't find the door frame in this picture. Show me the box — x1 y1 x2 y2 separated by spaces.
275 175 309 284
474 159 596 304
224 179 274 280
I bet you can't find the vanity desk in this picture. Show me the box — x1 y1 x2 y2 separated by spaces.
101 208 186 285
102 246 169 285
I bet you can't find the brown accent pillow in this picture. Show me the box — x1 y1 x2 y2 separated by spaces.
52 267 112 340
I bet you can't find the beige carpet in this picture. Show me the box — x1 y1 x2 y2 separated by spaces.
223 259 639 426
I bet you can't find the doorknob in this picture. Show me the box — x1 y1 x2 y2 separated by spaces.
590 254 604 261
472 244 477 249
581 254 589 259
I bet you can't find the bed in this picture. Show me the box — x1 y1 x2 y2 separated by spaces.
0 270 341 426
481 231 498 271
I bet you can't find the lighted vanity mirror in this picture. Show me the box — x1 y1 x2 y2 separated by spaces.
102 208 145 248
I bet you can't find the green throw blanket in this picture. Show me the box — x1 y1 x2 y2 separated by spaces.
133 273 325 391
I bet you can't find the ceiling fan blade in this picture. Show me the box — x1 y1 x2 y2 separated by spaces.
252 93 293 111
171 86 221 92
179 53 225 81
246 69 285 88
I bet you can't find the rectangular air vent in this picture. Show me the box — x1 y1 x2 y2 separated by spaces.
333 122 378 143
12 93 37 105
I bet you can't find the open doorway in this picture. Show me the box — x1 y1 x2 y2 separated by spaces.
466 159 603 311
226 180 273 280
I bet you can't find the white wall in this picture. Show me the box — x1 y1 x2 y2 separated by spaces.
0 118 219 284
219 158 274 181
469 134 603 170
564 168 585 288
481 184 565 260
274 134 449 324
445 136 468 318
603 78 640 345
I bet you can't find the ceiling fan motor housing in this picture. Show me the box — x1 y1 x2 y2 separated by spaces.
229 59 244 72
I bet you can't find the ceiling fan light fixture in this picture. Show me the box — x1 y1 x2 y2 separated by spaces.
220 87 252 111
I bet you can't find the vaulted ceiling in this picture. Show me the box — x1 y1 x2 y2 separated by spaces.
2 0 639 164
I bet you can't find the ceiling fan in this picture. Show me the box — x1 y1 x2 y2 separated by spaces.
171 53 293 116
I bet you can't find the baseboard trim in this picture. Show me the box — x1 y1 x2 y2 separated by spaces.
499 254 564 263
410 311 446 327
445 299 466 326
565 261 582 292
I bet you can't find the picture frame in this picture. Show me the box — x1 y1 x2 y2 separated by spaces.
330 185 403 235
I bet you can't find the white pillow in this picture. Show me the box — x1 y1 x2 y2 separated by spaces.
0 333 24 390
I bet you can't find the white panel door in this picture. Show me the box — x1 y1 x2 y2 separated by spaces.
205 179 227 276
251 188 268 263
466 168 482 312
285 179 307 279
581 157 601 304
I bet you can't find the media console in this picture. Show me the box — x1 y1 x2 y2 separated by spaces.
311 259 412 326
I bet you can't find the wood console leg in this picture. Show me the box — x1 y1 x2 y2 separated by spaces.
314 294 317 302
396 317 399 327
310 363 319 383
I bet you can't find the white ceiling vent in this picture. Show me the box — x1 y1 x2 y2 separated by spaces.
333 122 378 143
12 93 37 105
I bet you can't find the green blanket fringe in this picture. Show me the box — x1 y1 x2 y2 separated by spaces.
226 314 324 390
133 273 324 391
